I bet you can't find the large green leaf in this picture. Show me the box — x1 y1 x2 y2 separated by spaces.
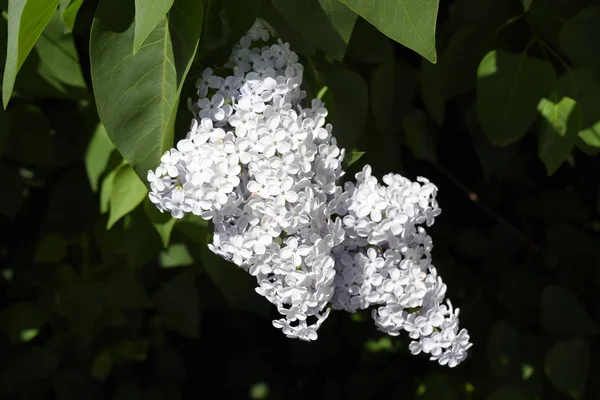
2 0 61 108
477 50 556 145
537 95 580 175
133 0 175 54
555 68 600 148
90 0 203 180
107 163 148 229
545 339 590 400
271 0 357 61
340 0 439 62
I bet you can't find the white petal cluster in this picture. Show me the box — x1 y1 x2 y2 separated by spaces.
147 19 472 366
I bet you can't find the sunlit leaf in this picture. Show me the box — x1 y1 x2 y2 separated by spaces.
85 123 115 192
144 197 176 247
107 164 147 229
59 0 84 30
477 50 556 145
537 95 580 175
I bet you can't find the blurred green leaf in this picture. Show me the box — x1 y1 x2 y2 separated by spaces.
555 68 600 148
340 0 439 62
90 0 203 180
133 0 174 54
159 243 194 268
271 0 356 61
477 50 556 145
441 24 496 98
59 0 84 30
34 10 87 90
100 164 118 214
416 373 457 400
58 265 105 342
487 320 520 381
521 0 532 12
0 302 45 344
152 268 200 338
144 197 176 247
85 123 115 192
107 164 147 229
537 95 580 175
2 0 61 107
540 286 596 338
34 234 67 263
91 350 112 380
344 150 365 167
545 339 590 400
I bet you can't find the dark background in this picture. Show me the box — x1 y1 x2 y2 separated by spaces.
1 0 599 399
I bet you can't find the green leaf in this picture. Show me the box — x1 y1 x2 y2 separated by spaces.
555 68 600 148
521 0 532 12
477 50 556 145
34 10 87 89
537 95 580 175
545 339 590 400
540 285 596 338
90 0 203 180
59 0 84 30
271 0 357 61
441 24 496 99
317 0 357 45
323 68 368 150
340 0 439 62
0 302 45 345
57 265 105 342
34 234 67 263
144 197 176 247
107 164 148 229
559 7 600 76
344 150 365 167
85 123 115 192
91 351 113 380
134 0 174 54
99 165 118 214
159 243 194 268
3 0 61 108
152 269 199 337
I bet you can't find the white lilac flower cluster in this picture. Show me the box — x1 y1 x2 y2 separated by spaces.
147 19 472 367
